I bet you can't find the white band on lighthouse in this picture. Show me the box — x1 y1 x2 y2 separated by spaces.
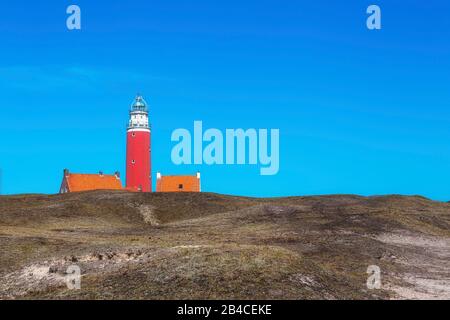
128 128 150 133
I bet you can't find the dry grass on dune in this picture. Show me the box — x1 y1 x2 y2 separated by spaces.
0 191 449 299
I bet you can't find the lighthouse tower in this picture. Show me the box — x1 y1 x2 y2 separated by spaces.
126 95 151 192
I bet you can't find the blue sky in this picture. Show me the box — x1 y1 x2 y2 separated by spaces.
0 1 449 200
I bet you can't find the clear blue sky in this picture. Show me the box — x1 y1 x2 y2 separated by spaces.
0 1 449 200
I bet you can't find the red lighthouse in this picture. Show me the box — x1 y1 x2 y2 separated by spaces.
126 95 151 192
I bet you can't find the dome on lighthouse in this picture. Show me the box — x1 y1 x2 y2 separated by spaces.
131 94 148 112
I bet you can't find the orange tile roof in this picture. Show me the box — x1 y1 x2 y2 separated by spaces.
66 173 123 192
156 175 200 192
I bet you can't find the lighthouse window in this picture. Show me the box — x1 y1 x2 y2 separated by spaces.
132 160 136 164
132 133 136 137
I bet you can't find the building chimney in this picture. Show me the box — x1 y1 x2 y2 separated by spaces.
197 172 201 192
115 171 120 179
156 172 161 180
64 169 69 177
99 171 104 177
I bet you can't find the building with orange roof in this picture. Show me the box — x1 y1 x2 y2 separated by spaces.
156 172 201 192
59 169 123 193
